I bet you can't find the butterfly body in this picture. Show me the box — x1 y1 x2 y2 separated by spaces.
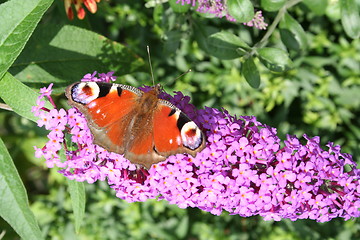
65 82 205 168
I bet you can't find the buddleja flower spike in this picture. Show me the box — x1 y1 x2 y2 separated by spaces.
33 72 360 222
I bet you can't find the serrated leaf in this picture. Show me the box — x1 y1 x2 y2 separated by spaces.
0 137 44 240
67 179 86 234
0 72 52 122
261 0 286 12
9 24 145 93
207 31 250 59
0 0 53 79
169 0 191 13
227 0 254 23
280 13 308 51
257 47 293 72
340 0 360 39
302 0 328 15
242 57 260 88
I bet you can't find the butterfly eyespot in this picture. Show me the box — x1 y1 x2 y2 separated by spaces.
181 122 203 150
185 128 197 138
82 85 93 96
71 82 100 104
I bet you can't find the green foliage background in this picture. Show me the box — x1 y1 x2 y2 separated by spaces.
0 0 359 239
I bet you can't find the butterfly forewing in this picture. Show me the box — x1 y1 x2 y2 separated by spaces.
66 82 140 154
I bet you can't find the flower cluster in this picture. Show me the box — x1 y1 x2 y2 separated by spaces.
243 10 268 30
33 72 360 222
178 0 235 21
176 0 268 29
63 0 101 20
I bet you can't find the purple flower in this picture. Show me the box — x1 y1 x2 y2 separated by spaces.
39 83 53 96
243 11 268 30
176 0 268 29
32 72 360 222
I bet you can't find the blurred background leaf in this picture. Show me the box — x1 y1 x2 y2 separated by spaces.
261 0 286 12
340 0 360 39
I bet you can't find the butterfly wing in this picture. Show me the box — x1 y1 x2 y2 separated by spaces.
66 82 143 154
153 100 205 158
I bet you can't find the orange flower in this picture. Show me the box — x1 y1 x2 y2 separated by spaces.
63 0 101 20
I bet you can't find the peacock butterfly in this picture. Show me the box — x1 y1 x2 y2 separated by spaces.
65 82 206 169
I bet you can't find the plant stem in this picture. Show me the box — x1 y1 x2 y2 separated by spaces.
254 0 303 50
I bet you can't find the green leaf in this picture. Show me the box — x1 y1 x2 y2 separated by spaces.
257 47 293 72
67 179 86 234
280 13 308 51
169 0 191 13
145 0 168 8
340 0 360 39
0 0 53 79
0 137 44 240
163 30 182 57
227 0 254 23
153 2 164 24
302 0 328 15
9 24 146 93
193 22 218 53
326 0 341 21
0 72 52 122
261 0 286 12
207 31 250 59
242 57 260 88
175 215 189 238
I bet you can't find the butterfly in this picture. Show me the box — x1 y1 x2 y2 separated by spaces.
65 82 206 169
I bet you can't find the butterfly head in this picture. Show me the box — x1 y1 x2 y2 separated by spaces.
145 83 163 97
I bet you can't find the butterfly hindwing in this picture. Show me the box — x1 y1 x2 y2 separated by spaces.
153 100 205 157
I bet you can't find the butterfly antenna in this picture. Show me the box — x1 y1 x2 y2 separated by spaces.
147 45 156 86
174 69 192 82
